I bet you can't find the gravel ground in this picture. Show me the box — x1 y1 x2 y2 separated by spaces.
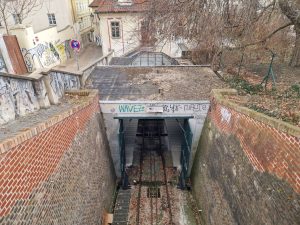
224 64 300 127
127 152 201 225
86 66 228 101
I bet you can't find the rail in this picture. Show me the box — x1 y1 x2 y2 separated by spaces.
135 120 173 225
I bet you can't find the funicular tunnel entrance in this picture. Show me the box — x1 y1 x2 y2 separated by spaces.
118 118 192 191
113 117 198 224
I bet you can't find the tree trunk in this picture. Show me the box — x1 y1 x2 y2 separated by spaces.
3 18 9 35
290 25 300 67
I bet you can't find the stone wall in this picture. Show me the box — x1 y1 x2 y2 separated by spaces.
0 75 40 124
0 51 114 125
0 91 116 224
191 90 300 225
0 71 81 125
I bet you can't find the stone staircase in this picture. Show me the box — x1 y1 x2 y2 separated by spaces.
112 189 131 225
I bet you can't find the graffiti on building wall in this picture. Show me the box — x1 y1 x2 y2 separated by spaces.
21 40 72 72
49 72 80 99
55 40 72 63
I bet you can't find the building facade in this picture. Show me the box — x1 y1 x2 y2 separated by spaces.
0 0 74 35
71 0 95 46
0 0 101 74
89 0 147 56
89 0 188 57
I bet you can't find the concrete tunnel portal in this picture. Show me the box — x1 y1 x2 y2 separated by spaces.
100 100 210 189
85 65 223 224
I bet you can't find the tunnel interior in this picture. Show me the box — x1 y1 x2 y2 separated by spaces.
113 117 199 224
118 118 193 190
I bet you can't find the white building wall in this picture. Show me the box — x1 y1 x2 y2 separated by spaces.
99 13 142 56
0 0 74 34
156 40 183 58
97 12 186 58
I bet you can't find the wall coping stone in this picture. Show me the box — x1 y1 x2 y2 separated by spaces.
96 65 212 68
0 89 99 154
45 69 83 76
0 72 35 81
81 50 114 72
212 89 300 138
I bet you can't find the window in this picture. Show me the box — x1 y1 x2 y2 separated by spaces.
79 16 91 31
48 13 56 25
13 14 21 25
111 21 120 38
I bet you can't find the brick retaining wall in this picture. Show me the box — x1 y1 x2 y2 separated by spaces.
210 90 300 193
0 91 116 224
191 89 300 225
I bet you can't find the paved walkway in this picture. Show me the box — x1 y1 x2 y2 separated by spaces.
54 43 103 73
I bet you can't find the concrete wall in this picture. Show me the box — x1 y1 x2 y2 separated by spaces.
0 51 113 125
0 75 41 124
99 100 210 177
0 91 116 224
0 71 81 125
0 36 14 74
191 90 300 225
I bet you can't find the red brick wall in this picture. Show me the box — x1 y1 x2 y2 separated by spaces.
0 93 116 223
210 98 300 193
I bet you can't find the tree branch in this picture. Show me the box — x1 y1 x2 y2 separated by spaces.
236 22 293 49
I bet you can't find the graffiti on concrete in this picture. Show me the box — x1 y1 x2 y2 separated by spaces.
33 79 50 108
22 40 72 72
119 104 145 113
0 77 16 123
95 35 102 47
22 43 50 72
221 107 231 123
55 40 72 63
10 79 40 116
0 76 40 124
103 102 210 115
49 72 81 99
21 48 34 72
0 70 81 124
117 103 209 114
49 43 60 61
0 55 7 72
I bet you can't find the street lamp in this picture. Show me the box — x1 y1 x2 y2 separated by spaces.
90 13 95 24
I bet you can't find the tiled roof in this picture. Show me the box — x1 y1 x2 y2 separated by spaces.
89 0 149 13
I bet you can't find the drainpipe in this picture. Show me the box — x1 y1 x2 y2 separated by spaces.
107 19 111 50
70 0 76 24
121 19 125 55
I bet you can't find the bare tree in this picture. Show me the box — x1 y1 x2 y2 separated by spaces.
7 0 43 24
147 0 300 67
279 0 300 66
0 0 11 34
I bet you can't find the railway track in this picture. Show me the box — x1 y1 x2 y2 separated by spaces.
135 120 173 225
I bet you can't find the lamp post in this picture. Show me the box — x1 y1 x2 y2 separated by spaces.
89 13 95 42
